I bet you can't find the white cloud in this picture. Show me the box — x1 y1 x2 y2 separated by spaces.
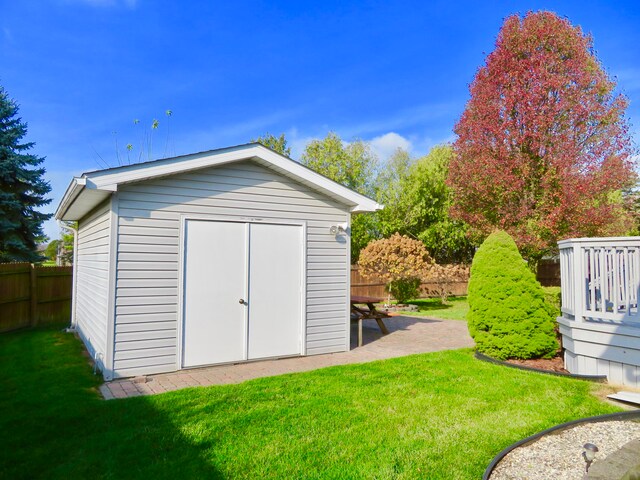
407 133 455 158
339 101 460 138
289 136 315 160
287 127 318 160
286 129 454 164
287 129 412 162
369 132 412 161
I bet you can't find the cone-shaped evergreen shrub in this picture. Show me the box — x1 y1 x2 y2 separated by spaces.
467 230 558 360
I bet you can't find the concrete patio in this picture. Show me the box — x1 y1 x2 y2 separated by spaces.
100 315 474 399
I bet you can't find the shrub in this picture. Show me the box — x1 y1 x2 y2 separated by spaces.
387 278 422 304
358 233 435 303
542 286 562 318
467 230 558 360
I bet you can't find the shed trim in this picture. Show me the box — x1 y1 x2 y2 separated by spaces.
343 212 352 353
104 194 119 381
56 144 383 221
176 213 308 368
175 215 186 373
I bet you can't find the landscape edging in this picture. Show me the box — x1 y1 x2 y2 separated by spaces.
474 351 608 382
482 410 640 480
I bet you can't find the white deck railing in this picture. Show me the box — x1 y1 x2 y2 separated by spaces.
559 237 640 324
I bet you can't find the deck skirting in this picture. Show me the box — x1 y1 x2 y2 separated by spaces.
558 315 640 387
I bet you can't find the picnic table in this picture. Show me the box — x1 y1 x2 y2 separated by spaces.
350 295 391 347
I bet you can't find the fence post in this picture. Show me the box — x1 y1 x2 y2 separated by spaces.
30 264 38 327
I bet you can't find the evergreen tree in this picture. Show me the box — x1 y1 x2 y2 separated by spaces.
467 230 557 360
0 86 51 262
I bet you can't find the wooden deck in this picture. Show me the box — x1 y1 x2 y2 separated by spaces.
558 237 640 387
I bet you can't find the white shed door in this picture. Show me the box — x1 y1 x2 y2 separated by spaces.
247 223 302 360
182 220 247 367
182 220 303 367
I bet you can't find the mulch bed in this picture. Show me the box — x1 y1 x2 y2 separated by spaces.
505 355 568 373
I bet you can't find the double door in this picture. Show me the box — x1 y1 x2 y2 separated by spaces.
182 219 303 367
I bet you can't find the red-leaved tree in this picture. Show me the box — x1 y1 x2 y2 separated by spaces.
449 11 636 266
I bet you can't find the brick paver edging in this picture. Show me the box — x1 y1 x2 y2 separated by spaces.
101 316 474 399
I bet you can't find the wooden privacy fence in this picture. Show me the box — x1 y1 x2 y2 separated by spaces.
351 266 469 299
537 259 561 287
351 259 560 299
0 263 73 333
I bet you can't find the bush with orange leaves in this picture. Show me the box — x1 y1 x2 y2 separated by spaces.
358 234 435 303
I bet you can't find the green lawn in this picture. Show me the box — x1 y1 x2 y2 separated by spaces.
0 327 620 479
399 286 561 322
400 296 470 321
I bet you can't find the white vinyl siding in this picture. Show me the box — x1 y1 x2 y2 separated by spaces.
112 161 350 378
75 200 111 369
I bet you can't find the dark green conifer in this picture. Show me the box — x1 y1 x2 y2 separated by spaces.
0 86 51 262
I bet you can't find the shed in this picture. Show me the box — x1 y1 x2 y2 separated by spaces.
55 144 382 380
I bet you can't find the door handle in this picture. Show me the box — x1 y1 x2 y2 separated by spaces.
239 299 246 305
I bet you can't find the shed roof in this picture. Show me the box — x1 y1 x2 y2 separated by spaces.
55 143 383 221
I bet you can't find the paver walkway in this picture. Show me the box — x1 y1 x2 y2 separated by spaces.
100 315 474 399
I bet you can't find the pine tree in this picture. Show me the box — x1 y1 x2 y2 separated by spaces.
0 86 51 262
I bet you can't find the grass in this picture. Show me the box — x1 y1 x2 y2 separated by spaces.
0 326 621 479
400 296 470 321
399 286 561 322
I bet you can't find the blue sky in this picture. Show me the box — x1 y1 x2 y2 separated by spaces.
1 0 639 240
